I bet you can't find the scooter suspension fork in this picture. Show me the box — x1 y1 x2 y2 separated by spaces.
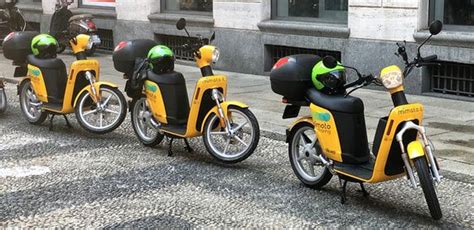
85 71 102 108
211 89 231 133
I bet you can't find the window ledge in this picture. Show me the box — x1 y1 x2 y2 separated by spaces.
70 8 117 19
148 13 214 27
414 30 474 48
16 3 42 13
258 20 350 38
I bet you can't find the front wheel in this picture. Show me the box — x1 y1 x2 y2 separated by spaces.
203 106 260 164
131 96 164 147
19 80 47 124
75 85 127 134
414 157 442 220
288 122 332 189
0 86 7 114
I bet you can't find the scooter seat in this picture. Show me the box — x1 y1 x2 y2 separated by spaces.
26 55 68 104
305 88 364 113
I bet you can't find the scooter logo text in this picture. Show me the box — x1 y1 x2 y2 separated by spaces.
312 112 331 122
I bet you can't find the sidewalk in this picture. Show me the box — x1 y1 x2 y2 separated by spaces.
1 52 473 177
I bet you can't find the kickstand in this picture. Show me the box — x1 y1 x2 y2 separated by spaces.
63 115 72 129
49 114 56 131
339 178 348 204
167 138 174 157
359 182 369 197
184 139 194 153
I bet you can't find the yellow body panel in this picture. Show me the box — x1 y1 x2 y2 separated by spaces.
309 104 343 162
196 45 216 68
27 65 48 102
144 80 167 124
407 140 425 159
26 59 100 114
366 103 424 183
155 75 228 138
70 34 91 54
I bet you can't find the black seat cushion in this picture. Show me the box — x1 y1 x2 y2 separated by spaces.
305 88 364 113
27 55 68 104
147 70 190 125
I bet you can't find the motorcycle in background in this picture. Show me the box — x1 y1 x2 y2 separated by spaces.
0 0 26 43
0 79 6 114
50 0 101 55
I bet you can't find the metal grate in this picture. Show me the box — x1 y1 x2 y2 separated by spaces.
155 34 200 61
266 45 342 71
430 61 474 97
96 29 114 51
27 22 41 32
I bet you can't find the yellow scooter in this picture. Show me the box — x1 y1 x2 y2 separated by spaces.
3 31 127 133
270 21 444 219
112 18 260 163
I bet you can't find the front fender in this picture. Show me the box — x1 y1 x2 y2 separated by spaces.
200 101 249 132
286 116 314 143
407 140 425 159
73 82 118 107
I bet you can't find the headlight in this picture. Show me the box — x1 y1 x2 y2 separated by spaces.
380 65 403 89
212 48 220 63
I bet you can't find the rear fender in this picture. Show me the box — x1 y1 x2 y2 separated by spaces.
286 116 314 143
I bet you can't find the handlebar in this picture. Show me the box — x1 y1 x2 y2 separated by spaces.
422 55 437 62
344 74 375 89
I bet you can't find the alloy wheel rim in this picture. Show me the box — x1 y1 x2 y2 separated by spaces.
133 98 159 141
291 126 326 182
78 88 122 131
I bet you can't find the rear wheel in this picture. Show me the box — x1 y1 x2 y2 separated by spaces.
19 80 47 124
75 85 127 134
414 157 442 220
288 122 332 189
131 97 164 147
203 106 259 164
0 87 6 114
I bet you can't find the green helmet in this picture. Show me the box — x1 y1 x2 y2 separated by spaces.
311 60 346 94
147 45 175 73
31 34 58 58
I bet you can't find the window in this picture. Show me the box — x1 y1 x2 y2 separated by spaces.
164 0 212 13
80 0 115 8
430 0 474 27
273 0 348 23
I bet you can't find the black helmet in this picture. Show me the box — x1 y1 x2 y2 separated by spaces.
311 60 346 94
31 34 58 59
147 45 175 73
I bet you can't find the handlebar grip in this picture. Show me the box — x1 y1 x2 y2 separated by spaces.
422 55 438 62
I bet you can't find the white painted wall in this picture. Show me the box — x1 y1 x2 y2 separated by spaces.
116 0 160 21
349 0 421 42
213 0 270 30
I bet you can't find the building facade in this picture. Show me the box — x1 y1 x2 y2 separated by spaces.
17 0 474 99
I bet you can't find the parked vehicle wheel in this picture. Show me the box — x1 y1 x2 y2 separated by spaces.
203 106 259 164
288 122 332 189
75 85 126 134
8 8 27 31
131 96 164 147
19 80 47 124
414 157 442 220
0 86 7 114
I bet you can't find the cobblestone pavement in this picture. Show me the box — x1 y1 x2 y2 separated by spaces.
0 85 473 228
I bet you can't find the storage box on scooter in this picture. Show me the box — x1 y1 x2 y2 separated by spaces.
2 31 39 64
112 39 158 77
270 54 321 101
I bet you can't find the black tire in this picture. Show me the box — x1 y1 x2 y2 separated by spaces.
75 85 127 134
130 96 164 147
19 80 47 125
414 157 442 220
203 106 260 164
288 122 332 189
0 87 6 114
